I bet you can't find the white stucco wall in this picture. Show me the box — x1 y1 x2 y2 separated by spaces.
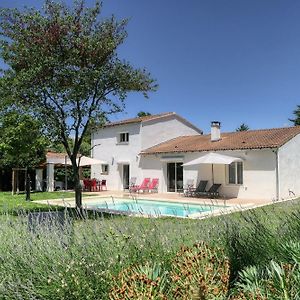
278 133 300 199
183 150 277 200
140 149 277 199
91 114 279 199
91 115 201 191
141 115 201 150
91 123 142 190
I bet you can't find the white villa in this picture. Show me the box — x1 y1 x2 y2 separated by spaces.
91 112 300 201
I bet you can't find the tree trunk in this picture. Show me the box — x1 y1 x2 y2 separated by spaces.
72 163 82 210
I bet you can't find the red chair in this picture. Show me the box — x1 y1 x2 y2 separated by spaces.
130 178 150 193
83 179 91 192
100 180 107 191
148 178 159 193
91 179 98 192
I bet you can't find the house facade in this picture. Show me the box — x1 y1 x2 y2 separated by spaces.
91 113 300 201
91 112 202 191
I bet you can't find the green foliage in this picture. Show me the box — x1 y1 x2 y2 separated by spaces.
0 0 157 207
110 242 230 300
0 191 75 214
0 0 156 148
0 199 299 298
236 123 249 131
0 110 46 168
170 242 230 299
137 111 152 117
232 260 300 299
289 105 300 126
110 262 169 299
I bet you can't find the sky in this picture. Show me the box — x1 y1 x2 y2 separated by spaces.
1 0 300 133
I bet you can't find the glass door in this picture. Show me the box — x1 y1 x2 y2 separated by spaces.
167 162 183 192
123 164 130 190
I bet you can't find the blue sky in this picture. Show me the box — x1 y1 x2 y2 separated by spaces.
1 0 300 133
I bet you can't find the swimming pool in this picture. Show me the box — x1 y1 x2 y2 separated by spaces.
85 198 226 218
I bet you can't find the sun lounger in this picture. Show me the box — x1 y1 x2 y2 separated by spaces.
196 183 221 198
129 178 150 193
148 178 159 193
185 180 208 197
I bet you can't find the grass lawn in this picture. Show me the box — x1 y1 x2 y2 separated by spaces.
0 191 77 213
0 196 300 298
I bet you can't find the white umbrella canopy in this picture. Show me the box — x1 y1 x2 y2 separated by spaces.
182 152 243 166
183 152 243 184
46 155 107 166
76 156 107 166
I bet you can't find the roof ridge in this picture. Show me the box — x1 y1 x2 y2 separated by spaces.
201 125 300 136
141 126 300 154
103 112 175 127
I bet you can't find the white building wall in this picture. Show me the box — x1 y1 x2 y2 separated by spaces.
91 114 279 200
91 115 202 190
141 116 201 150
140 149 277 199
278 133 300 199
35 169 43 192
91 123 142 190
183 150 277 200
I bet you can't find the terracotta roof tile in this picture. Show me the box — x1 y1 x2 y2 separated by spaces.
46 151 68 158
141 126 300 154
103 112 176 127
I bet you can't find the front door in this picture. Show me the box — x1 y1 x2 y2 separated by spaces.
167 162 183 192
123 164 130 190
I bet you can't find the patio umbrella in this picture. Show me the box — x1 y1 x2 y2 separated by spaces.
182 152 243 183
47 155 107 166
46 154 107 190
76 156 107 167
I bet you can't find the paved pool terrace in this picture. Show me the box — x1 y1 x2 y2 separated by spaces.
33 190 286 219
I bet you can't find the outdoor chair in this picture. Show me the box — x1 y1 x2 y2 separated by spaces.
148 178 159 193
100 179 107 191
129 177 137 186
126 177 137 191
129 178 150 193
185 180 208 197
83 179 91 192
91 179 98 192
183 179 195 196
196 183 221 198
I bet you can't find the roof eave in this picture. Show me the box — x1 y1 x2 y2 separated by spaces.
140 146 280 155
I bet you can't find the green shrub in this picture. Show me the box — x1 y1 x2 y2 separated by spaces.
232 240 300 300
170 242 230 300
110 242 230 300
110 261 169 300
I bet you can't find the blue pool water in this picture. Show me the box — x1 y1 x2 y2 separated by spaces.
86 198 225 218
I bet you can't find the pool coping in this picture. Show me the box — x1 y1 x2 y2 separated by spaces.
84 197 234 219
32 192 299 219
32 193 257 219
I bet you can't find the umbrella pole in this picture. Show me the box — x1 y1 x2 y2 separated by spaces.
65 155 68 191
212 164 214 184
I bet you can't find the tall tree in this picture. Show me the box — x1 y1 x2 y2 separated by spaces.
236 123 249 132
289 105 300 126
0 110 46 169
137 111 151 117
0 1 157 209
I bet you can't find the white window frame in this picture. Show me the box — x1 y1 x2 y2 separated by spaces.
226 162 243 185
101 164 109 175
118 132 129 144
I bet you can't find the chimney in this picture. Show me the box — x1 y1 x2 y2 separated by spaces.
211 121 221 142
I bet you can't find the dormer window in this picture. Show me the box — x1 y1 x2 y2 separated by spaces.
119 132 129 143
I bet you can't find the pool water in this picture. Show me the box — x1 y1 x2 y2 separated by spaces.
86 198 225 218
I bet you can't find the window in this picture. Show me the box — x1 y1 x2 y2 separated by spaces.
119 132 129 143
101 164 109 175
227 162 243 185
